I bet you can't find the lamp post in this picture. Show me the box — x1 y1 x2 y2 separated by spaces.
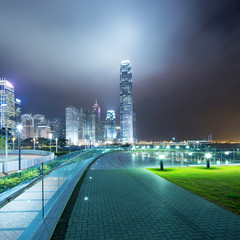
55 138 58 153
69 138 71 153
17 124 23 170
205 153 212 169
33 137 36 150
12 137 15 150
159 154 165 171
188 152 193 162
49 133 53 152
5 128 8 175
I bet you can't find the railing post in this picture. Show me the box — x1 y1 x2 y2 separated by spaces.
42 162 44 219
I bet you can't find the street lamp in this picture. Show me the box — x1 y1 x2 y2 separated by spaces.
33 137 36 150
17 124 23 170
49 133 53 152
205 153 212 168
55 138 58 153
159 154 165 171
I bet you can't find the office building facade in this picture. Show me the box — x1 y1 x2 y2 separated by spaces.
0 78 16 133
120 60 133 143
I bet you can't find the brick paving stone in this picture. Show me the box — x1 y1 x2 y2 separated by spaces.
51 152 240 240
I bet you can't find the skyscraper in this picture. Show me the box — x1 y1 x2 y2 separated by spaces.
15 98 22 124
120 60 133 143
0 78 16 133
66 106 79 145
133 112 137 142
78 108 87 144
33 114 46 138
106 110 116 140
21 114 34 139
48 118 61 138
92 100 101 122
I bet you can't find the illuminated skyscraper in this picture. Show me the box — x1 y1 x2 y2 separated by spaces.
21 114 34 139
92 100 101 122
33 114 46 137
0 78 16 132
106 110 116 140
120 60 133 143
15 98 22 124
66 106 79 145
78 108 86 142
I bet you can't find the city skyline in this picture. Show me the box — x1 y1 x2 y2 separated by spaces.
0 1 240 141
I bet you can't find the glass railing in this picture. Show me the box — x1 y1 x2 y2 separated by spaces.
130 148 240 167
0 147 114 240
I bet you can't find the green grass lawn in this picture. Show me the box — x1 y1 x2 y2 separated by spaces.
147 166 240 216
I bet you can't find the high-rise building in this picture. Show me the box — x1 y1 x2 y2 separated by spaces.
120 60 133 143
92 100 101 122
133 112 137 142
106 110 116 140
89 109 98 142
33 114 46 138
78 108 87 144
0 78 16 133
21 114 34 139
38 125 51 138
15 98 22 124
98 121 106 142
48 118 61 138
66 106 79 145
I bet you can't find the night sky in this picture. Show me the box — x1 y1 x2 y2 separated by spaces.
0 0 240 141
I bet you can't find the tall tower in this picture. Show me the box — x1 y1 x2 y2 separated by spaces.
120 60 133 143
92 100 101 122
0 78 16 133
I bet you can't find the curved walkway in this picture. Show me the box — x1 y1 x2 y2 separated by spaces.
53 152 240 240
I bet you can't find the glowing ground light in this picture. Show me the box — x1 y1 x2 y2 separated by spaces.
198 160 201 164
84 197 88 201
225 151 230 155
89 177 92 179
217 161 220 164
226 161 229 164
166 145 170 149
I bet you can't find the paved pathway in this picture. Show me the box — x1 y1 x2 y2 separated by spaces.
53 152 240 240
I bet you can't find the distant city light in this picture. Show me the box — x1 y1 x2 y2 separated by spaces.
225 151 229 155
